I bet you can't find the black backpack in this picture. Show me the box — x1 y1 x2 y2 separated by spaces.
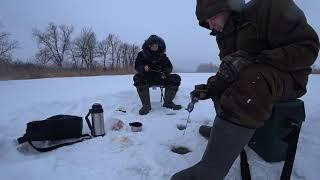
17 115 91 152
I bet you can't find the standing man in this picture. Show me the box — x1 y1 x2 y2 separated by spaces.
171 0 319 179
133 35 182 115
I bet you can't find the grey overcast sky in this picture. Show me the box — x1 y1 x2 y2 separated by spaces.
0 0 319 71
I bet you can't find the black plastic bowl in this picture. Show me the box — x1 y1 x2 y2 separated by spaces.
129 122 143 132
171 146 192 155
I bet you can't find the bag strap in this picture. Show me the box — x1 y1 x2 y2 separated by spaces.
240 125 302 180
27 134 91 152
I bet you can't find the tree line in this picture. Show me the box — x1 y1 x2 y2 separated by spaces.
0 23 19 63
196 62 219 73
32 22 140 70
0 22 140 71
1 22 320 74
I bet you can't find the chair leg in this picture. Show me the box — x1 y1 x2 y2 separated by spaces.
160 87 164 103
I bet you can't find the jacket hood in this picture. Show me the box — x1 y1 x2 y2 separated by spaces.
142 35 166 56
196 0 245 30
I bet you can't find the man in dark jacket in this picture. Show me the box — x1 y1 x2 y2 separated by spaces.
171 0 319 179
133 35 182 115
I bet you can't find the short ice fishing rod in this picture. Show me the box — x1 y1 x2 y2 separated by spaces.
183 97 198 135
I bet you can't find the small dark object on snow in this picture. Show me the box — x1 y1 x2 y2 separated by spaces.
171 146 191 155
116 109 127 113
129 122 143 132
199 125 211 139
177 124 187 130
166 112 176 115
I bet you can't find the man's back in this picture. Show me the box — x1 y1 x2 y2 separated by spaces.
214 0 319 92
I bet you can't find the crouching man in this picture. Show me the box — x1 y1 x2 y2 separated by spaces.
133 35 182 115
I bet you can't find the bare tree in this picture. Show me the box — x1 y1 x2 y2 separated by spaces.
73 28 98 70
70 47 80 69
115 41 124 68
106 34 120 69
0 28 19 62
120 43 130 68
33 22 73 67
96 34 138 70
97 38 110 69
128 44 140 67
35 47 52 65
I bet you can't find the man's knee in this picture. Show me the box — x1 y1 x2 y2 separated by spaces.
165 74 181 87
133 73 147 87
220 67 273 128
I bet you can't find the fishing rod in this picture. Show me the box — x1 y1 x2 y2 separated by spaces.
183 97 198 135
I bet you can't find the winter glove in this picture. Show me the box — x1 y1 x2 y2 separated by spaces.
160 72 166 79
190 84 210 101
217 50 257 83
206 75 230 101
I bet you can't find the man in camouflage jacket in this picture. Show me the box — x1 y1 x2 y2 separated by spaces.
171 0 319 179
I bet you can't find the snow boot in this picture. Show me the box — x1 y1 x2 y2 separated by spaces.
137 86 151 115
199 125 211 139
171 116 255 180
163 86 182 110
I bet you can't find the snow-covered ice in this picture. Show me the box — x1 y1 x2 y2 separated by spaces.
0 73 319 180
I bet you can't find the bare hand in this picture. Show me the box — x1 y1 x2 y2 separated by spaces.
144 65 149 72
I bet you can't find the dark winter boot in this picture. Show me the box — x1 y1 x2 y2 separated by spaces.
137 86 151 115
199 125 212 139
163 86 182 110
171 116 255 180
